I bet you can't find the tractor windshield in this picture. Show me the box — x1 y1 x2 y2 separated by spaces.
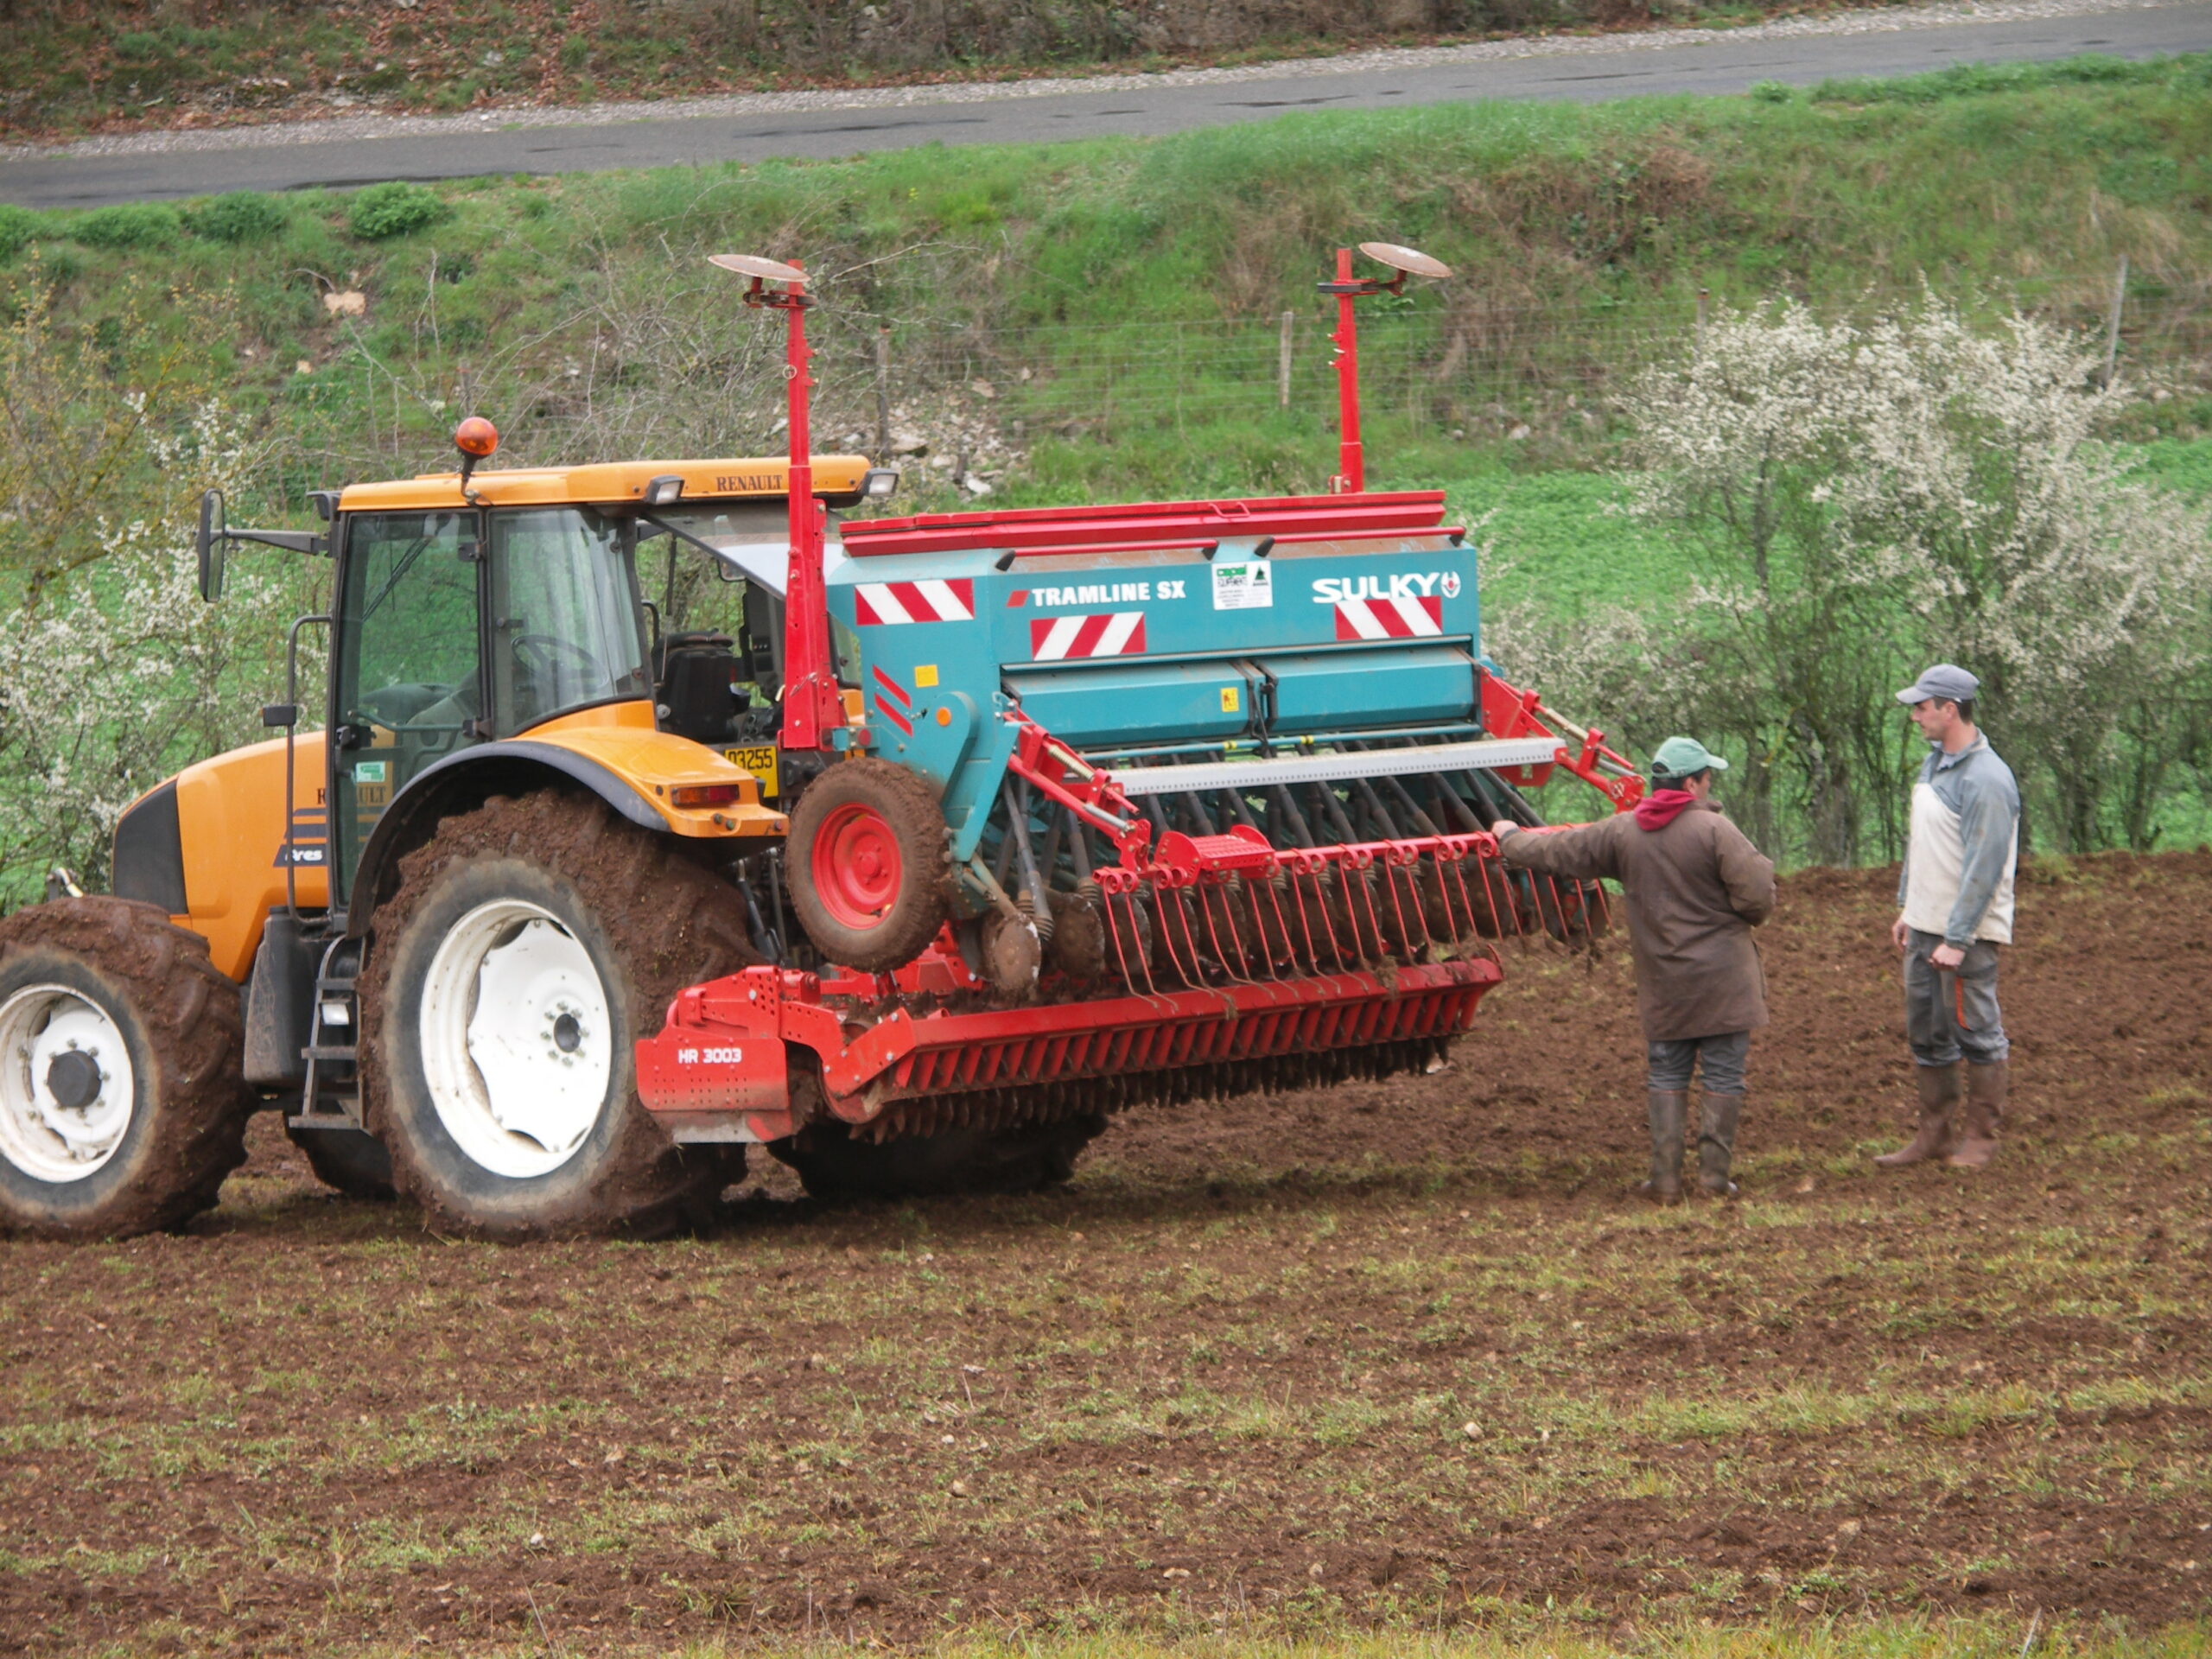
486 506 652 734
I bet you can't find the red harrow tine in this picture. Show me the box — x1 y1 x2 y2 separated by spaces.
1160 885 1208 990
1197 881 1255 985
1257 872 1300 976
1382 842 1431 962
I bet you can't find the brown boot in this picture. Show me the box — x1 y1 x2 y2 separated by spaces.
1696 1092 1742 1198
1876 1063 1961 1168
1639 1090 1688 1205
1948 1060 2005 1168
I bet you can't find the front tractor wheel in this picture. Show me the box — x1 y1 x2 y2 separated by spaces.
359 791 758 1240
0 898 250 1239
786 758 952 971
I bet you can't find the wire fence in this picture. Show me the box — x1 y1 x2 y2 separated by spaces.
276 264 2211 499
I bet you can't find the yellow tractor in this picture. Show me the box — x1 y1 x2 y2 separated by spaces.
0 419 891 1238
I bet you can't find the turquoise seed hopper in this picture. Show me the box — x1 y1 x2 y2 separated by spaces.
635 247 1643 1160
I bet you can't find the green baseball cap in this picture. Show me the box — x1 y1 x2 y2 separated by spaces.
1650 736 1728 779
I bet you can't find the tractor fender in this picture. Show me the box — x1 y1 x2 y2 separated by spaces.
343 741 671 937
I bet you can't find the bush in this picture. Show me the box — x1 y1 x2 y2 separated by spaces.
184 191 288 244
348 181 447 240
0 204 41 264
70 202 181 250
1599 295 2212 860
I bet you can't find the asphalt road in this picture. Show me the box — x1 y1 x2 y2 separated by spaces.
3 1 2206 207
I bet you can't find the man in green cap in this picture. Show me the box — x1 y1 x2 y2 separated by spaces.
1491 737 1777 1203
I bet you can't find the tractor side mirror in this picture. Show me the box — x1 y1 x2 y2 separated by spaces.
196 489 226 603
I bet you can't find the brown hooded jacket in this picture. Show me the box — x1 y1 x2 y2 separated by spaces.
1499 800 1776 1040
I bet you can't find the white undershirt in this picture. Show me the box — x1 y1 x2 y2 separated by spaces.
1902 781 2016 944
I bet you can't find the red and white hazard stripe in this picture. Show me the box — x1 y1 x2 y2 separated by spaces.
1334 595 1442 641
1029 613 1147 662
853 578 976 626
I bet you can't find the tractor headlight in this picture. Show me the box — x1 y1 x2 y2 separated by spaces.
643 474 685 507
861 467 900 500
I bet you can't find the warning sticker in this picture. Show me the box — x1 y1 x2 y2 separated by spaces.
1211 559 1273 611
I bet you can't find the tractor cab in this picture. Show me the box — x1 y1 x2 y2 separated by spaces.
194 440 894 906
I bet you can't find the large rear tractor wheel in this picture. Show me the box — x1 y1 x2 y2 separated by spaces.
359 791 758 1240
785 758 951 972
772 1113 1106 1204
0 898 249 1239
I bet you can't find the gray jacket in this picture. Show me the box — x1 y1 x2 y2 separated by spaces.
1897 734 2020 947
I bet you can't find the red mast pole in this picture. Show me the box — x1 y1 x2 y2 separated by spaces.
772 264 845 753
1330 246 1364 495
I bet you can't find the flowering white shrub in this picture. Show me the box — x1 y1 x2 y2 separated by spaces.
0 402 315 903
1514 291 2212 861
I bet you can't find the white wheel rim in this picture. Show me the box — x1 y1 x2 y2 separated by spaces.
419 899 613 1180
0 984 137 1184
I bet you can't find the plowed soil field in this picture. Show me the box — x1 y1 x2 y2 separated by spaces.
3 855 2209 1655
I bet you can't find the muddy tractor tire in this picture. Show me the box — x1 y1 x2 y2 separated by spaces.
284 1122 397 1202
359 791 758 1241
0 897 250 1239
771 1113 1106 1204
785 757 952 972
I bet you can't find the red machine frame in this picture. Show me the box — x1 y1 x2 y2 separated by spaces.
646 247 1643 1141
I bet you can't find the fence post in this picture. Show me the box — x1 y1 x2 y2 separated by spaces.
1695 285 1708 352
874 328 893 458
2101 255 2128 389
1278 309 1294 408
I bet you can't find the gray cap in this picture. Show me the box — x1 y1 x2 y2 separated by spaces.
1896 663 1979 706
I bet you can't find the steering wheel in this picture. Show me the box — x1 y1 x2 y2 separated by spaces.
512 632 604 683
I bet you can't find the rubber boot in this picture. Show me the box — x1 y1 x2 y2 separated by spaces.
1639 1090 1688 1205
1948 1060 2005 1168
1696 1092 1742 1198
1875 1063 1961 1168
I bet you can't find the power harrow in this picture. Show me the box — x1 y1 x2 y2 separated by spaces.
632 245 1642 1160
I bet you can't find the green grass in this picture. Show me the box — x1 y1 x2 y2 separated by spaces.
2133 436 2212 499
4 52 2208 521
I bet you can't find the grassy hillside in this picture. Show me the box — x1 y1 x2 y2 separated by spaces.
3 54 2204 604
3 53 2205 524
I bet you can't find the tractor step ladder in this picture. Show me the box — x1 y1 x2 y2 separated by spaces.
288 935 365 1132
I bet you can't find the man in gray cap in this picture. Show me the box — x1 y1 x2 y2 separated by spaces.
1878 664 2020 1171
1493 736 1776 1204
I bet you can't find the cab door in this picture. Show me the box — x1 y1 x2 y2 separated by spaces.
328 509 486 898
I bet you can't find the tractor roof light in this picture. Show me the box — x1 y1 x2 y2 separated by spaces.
643 474 685 507
861 467 900 500
454 416 499 499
